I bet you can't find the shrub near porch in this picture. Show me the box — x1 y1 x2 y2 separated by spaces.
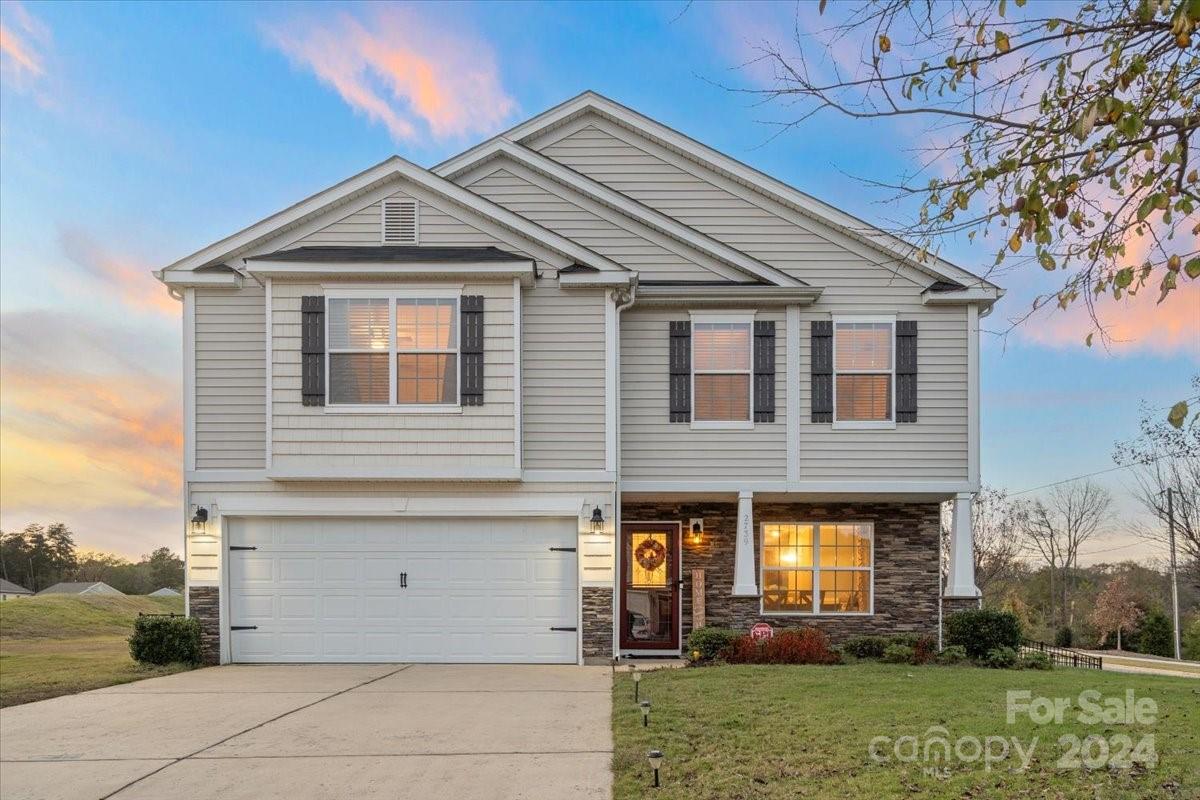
611 665 1198 800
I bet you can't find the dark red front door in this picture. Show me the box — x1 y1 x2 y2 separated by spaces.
619 523 680 650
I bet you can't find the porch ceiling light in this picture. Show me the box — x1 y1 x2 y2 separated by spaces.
590 506 606 534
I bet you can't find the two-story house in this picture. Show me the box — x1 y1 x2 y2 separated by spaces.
156 92 1001 665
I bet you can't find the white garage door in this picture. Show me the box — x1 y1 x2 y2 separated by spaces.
228 517 578 664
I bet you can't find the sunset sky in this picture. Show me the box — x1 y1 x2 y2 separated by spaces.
1 1 1196 563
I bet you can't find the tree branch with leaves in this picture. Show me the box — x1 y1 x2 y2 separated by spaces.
735 0 1199 420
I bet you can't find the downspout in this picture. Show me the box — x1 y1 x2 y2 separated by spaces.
937 512 944 652
612 282 637 660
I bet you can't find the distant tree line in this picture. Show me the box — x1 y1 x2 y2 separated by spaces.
0 523 183 594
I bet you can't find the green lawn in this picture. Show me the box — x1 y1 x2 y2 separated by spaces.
0 594 193 707
613 664 1199 799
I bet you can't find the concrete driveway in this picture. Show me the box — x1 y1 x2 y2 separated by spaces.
0 664 613 800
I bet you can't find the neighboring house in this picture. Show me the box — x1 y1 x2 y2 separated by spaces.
37 582 125 596
0 579 33 601
149 587 182 597
155 91 1000 666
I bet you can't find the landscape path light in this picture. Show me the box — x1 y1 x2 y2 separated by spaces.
640 699 651 727
647 749 663 788
632 665 641 701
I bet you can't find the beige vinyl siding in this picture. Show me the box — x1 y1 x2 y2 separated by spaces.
620 307 787 481
536 121 935 297
296 189 532 255
194 286 266 469
540 119 970 482
523 283 607 470
466 167 722 281
798 306 969 479
270 280 515 472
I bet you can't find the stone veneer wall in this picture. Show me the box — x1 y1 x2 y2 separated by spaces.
942 596 983 616
188 586 220 665
621 501 943 646
581 587 614 660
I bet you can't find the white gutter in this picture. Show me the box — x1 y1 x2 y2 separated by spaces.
611 282 637 660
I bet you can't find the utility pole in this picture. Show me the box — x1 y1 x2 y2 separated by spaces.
1165 488 1182 661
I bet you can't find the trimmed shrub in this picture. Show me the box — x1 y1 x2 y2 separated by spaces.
764 628 841 665
1137 612 1174 657
687 627 742 663
911 634 937 665
129 615 201 665
842 635 889 660
945 609 1022 660
982 646 1018 669
936 645 968 665
1054 626 1074 648
723 628 841 665
882 643 915 664
1019 651 1053 671
888 632 921 648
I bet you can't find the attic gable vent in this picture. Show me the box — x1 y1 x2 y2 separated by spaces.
381 198 418 245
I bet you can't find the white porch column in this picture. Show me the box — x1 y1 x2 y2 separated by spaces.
732 491 759 596
945 492 980 597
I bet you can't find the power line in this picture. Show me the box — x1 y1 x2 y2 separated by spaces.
1008 464 1133 497
1077 540 1147 558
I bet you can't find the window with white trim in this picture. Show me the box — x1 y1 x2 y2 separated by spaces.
692 320 752 422
834 321 893 422
761 522 872 614
327 294 458 406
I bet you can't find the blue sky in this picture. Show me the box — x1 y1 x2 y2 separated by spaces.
1 0 1196 560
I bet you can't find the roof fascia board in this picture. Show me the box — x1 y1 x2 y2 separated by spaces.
557 270 633 288
160 269 242 288
442 140 804 288
158 154 629 282
634 285 822 307
922 286 1003 309
245 260 537 286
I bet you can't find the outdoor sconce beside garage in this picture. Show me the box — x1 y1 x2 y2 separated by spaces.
188 505 209 537
590 505 606 535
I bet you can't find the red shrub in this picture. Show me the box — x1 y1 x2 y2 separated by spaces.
912 634 937 665
721 628 841 665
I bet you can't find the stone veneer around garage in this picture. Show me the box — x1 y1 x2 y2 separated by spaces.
620 500 945 646
581 587 614 660
188 586 220 665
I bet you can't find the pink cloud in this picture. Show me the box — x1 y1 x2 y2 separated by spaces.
0 1 50 95
262 6 516 142
58 227 179 317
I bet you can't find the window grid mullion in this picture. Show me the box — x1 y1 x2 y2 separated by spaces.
389 298 397 406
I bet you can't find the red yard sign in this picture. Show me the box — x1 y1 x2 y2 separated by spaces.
749 622 774 641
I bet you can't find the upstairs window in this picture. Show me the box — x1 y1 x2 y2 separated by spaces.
834 320 893 424
692 318 752 424
327 293 458 407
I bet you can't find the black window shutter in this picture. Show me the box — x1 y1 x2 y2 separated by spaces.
461 295 484 406
811 320 833 422
669 320 691 422
753 320 776 422
301 296 325 407
895 320 918 422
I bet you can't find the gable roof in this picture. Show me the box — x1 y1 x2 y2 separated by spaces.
36 581 123 596
0 578 32 594
148 587 182 596
155 155 629 286
436 91 1000 294
437 140 803 288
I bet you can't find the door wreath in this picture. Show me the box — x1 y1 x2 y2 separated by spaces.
634 537 667 571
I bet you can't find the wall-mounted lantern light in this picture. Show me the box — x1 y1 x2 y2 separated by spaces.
639 699 651 727
647 749 664 788
189 505 209 537
688 518 704 546
590 506 606 535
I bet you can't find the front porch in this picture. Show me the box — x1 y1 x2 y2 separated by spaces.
582 494 982 660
